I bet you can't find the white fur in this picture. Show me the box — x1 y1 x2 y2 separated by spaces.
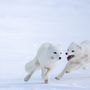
24 43 62 83
55 41 90 80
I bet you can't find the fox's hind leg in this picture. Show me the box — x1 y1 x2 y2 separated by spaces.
24 59 39 82
24 70 35 81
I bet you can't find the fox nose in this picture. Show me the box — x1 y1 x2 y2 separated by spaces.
59 57 61 60
65 52 68 55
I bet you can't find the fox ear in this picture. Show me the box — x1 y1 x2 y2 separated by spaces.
71 42 77 45
71 42 82 49
76 44 82 49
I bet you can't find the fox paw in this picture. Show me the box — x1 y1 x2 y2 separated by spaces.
44 79 48 84
55 77 60 80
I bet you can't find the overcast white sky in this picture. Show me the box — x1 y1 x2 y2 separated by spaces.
0 0 90 79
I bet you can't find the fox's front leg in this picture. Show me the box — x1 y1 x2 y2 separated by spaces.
55 62 70 80
55 67 68 80
41 67 51 84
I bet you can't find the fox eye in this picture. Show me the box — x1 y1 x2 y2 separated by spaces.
53 52 57 54
72 50 75 52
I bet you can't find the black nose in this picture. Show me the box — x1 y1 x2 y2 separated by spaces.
59 57 61 60
65 52 68 55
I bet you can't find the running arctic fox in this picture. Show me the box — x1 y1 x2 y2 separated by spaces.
55 41 90 80
24 43 62 83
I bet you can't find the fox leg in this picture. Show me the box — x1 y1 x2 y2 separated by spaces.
24 59 39 82
55 67 68 80
55 62 71 80
41 67 51 84
24 71 34 81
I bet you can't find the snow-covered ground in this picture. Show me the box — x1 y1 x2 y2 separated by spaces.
0 73 90 90
0 0 90 90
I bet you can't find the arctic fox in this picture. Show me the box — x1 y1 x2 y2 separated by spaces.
55 41 90 80
24 43 62 83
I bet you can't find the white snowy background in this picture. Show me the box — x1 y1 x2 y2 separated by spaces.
0 0 90 90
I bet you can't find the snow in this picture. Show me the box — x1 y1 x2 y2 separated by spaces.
0 76 90 90
0 0 90 90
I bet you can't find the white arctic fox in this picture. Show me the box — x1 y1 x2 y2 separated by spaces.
24 43 62 83
55 41 90 80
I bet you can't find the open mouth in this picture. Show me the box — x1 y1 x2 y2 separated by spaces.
67 55 75 61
